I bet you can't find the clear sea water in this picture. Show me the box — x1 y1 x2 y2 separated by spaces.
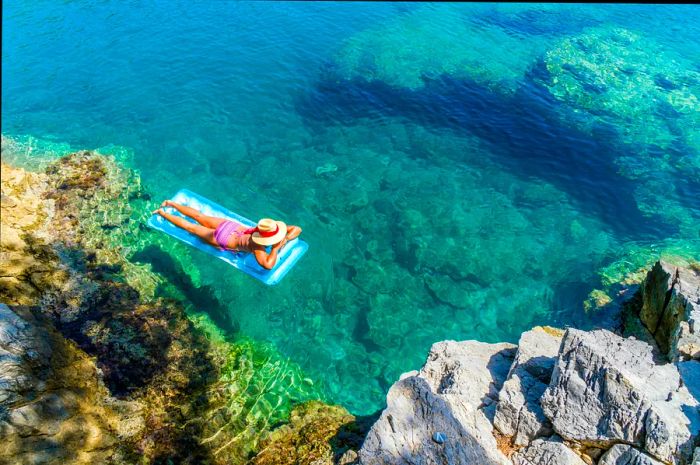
3 2 700 415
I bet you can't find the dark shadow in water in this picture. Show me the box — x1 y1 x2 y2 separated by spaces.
330 409 382 462
352 302 384 354
131 245 240 335
296 61 689 242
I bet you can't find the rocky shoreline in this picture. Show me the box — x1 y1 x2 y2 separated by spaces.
2 151 699 464
359 260 700 465
0 152 362 464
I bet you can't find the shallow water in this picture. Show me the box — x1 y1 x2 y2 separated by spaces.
3 2 700 414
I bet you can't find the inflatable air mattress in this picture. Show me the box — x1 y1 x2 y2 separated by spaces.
147 189 308 285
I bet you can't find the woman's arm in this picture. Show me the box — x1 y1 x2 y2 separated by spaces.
253 238 288 270
286 225 302 241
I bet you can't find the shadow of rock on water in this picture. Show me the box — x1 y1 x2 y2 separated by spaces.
296 70 679 242
36 242 220 463
330 409 382 463
131 244 240 335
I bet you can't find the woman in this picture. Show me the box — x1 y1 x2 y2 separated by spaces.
153 201 301 270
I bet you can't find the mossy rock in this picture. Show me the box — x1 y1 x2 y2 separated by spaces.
252 401 356 465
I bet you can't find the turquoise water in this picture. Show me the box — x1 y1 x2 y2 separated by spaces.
3 2 700 414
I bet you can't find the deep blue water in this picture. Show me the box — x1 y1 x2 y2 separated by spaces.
3 2 700 414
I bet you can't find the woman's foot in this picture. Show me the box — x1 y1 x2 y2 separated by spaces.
152 200 173 214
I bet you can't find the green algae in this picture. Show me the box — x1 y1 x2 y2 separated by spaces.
251 400 358 465
599 240 700 289
584 239 700 317
540 27 700 151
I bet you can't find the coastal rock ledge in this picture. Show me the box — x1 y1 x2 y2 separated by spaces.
358 261 700 465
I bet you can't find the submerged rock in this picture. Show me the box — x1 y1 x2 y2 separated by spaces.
251 401 356 465
359 340 516 465
494 326 563 446
637 260 700 361
537 27 700 234
331 5 550 93
539 27 700 153
540 328 700 464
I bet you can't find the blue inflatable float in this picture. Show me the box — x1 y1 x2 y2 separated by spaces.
147 189 308 286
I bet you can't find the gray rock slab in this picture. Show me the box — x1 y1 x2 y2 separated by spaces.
541 328 700 465
598 444 664 465
512 437 586 465
640 261 700 361
359 340 516 465
0 304 51 407
494 326 563 445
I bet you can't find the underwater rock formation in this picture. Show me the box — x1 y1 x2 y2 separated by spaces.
536 26 700 234
330 5 550 93
539 27 700 153
252 400 359 465
360 261 700 465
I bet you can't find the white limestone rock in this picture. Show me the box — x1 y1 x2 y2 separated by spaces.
494 326 563 445
540 328 700 464
598 444 665 465
512 437 586 465
359 340 516 465
639 261 700 361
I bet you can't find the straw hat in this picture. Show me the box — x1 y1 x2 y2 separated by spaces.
251 218 287 246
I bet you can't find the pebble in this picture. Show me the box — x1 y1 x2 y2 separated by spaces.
432 431 447 444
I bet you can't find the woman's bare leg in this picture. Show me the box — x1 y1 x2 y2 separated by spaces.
162 201 226 229
154 209 218 247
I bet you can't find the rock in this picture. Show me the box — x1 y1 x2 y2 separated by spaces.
598 445 664 465
512 437 586 465
638 260 700 361
0 222 26 251
338 449 359 465
494 326 563 445
251 401 356 465
0 303 52 406
540 328 700 464
359 340 516 465
0 304 128 465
